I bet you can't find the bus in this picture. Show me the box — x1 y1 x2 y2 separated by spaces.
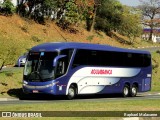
23 42 152 99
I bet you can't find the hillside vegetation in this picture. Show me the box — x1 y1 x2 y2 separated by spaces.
0 15 133 45
0 14 156 66
0 15 126 65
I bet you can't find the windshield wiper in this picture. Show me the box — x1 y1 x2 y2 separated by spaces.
28 71 43 82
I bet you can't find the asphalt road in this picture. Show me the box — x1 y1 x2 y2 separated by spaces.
0 93 160 105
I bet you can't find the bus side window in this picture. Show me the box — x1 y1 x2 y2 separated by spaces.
72 49 88 68
56 58 66 77
60 49 74 69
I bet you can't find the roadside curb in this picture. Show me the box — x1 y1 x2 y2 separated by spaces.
0 98 19 101
138 92 160 96
147 93 160 95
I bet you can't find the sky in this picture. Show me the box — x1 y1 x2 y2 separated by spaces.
118 0 141 6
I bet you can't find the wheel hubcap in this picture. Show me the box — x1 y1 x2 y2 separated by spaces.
69 88 74 97
124 87 128 95
132 87 136 95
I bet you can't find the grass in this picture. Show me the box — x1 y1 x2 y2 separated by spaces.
0 99 159 120
0 68 22 97
0 99 160 111
86 35 94 42
0 117 125 120
151 51 160 92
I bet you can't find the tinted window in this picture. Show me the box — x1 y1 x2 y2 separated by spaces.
72 49 151 68
99 51 125 66
60 49 74 65
143 54 151 67
72 49 88 67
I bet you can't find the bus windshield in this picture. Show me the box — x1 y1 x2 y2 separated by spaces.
24 52 58 81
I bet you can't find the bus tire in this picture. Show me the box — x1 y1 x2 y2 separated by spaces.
122 85 129 97
67 85 76 100
130 85 137 97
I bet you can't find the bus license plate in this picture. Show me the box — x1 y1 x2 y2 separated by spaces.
33 90 39 93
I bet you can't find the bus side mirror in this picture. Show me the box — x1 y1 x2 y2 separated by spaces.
53 55 66 67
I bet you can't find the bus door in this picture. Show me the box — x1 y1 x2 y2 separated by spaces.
143 78 151 91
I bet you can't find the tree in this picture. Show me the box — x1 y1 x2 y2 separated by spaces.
0 0 15 16
138 0 160 41
119 6 142 44
64 0 79 25
84 0 100 32
94 0 142 43
58 0 93 29
16 0 58 22
95 0 123 36
75 0 93 25
43 0 58 9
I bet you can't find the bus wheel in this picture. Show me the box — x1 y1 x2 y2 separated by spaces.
67 85 76 100
122 85 129 97
130 85 137 97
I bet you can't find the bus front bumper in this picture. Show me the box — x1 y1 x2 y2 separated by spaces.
22 81 59 95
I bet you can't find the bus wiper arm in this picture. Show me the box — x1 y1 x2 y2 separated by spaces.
35 71 43 82
27 71 43 81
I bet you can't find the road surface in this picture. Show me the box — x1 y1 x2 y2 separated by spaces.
0 93 160 105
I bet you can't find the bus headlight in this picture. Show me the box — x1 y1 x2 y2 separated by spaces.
45 81 59 88
22 81 59 88
23 81 28 86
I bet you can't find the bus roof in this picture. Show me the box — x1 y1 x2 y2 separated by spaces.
31 42 150 54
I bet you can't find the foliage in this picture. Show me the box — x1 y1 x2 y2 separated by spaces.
16 0 95 30
0 0 15 15
0 36 22 69
64 0 79 25
118 6 142 44
151 51 160 91
31 36 41 42
84 0 95 31
14 0 144 40
95 0 123 36
75 0 90 21
95 0 142 43
138 0 160 41
20 24 28 33
59 0 93 29
57 0 94 30
43 0 57 9
16 0 58 23
87 35 94 42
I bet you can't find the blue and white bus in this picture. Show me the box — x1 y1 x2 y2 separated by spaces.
23 42 152 99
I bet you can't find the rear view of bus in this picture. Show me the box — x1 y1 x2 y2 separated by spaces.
22 42 152 99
